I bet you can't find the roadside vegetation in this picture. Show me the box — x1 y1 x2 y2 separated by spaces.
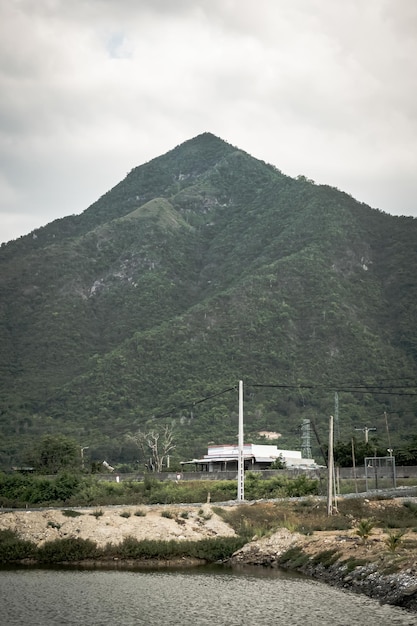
0 471 320 508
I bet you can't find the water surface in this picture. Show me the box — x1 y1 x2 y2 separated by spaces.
1 566 415 625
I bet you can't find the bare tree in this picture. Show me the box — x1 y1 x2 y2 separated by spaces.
127 424 175 472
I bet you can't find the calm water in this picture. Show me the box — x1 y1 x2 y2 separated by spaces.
0 565 415 626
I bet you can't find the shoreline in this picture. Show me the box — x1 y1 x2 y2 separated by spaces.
1 500 417 613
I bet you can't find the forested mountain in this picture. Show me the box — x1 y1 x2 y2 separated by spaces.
1 132 417 468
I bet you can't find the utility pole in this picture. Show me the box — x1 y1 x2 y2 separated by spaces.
384 411 393 456
355 426 376 444
351 438 358 494
237 380 244 502
80 446 89 469
327 415 334 516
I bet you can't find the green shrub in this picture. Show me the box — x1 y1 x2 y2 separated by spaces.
190 537 245 561
277 546 310 568
103 535 245 562
120 511 131 518
355 519 374 543
161 510 173 519
37 537 99 562
90 509 104 519
0 529 36 562
134 509 146 517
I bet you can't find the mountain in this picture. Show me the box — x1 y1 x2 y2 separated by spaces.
1 132 417 467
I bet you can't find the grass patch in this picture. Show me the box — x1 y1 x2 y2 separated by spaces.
214 503 290 539
134 509 146 517
120 511 131 518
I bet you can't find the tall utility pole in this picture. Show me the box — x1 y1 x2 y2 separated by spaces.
237 380 244 501
384 411 393 456
355 426 376 444
327 415 334 516
351 438 358 494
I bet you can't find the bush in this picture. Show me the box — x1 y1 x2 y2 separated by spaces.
104 535 246 562
0 529 36 562
37 537 99 563
190 537 246 561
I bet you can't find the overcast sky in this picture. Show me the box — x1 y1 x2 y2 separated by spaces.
1 0 416 244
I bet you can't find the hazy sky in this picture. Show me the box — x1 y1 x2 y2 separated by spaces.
1 0 416 244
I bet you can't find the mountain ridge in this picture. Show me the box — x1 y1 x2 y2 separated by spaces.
1 133 416 467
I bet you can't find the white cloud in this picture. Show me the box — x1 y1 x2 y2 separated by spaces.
1 0 416 243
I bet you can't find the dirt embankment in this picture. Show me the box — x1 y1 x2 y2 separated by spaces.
0 504 235 547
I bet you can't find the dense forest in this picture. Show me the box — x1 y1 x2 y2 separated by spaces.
1 132 417 470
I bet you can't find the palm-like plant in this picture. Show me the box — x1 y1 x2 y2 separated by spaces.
355 518 374 543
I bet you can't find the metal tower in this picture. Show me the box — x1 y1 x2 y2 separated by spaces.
301 419 312 458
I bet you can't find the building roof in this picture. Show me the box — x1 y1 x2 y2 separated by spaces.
181 442 319 468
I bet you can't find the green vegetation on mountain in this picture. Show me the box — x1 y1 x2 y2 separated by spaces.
1 132 416 469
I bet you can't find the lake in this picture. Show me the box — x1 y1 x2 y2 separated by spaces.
1 565 415 625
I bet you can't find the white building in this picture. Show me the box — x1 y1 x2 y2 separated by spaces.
181 443 318 472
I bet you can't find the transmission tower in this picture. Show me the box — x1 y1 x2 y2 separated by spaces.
301 419 312 458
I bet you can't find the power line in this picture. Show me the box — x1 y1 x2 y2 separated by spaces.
147 378 417 423
151 385 236 420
